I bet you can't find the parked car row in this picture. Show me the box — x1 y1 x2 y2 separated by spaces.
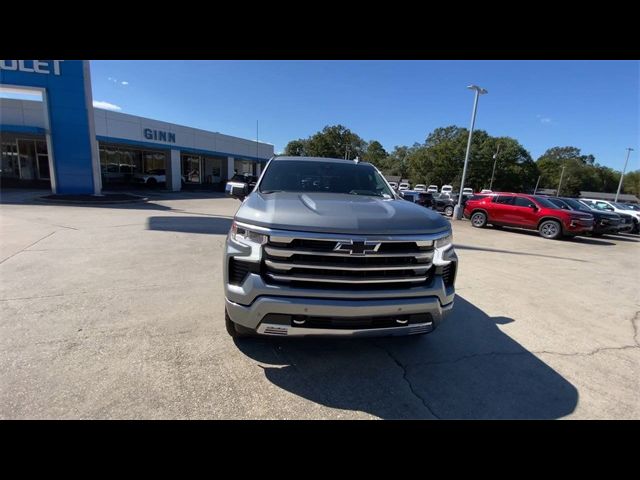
388 182 461 195
400 190 478 217
462 192 639 240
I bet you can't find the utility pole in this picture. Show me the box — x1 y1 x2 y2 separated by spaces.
615 147 634 202
557 166 566 197
533 175 541 195
489 143 500 191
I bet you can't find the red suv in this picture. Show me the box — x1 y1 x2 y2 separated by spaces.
463 193 594 239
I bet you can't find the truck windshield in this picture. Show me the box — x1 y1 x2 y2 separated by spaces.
259 160 394 197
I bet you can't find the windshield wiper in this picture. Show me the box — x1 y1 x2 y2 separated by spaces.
348 190 383 197
260 190 284 194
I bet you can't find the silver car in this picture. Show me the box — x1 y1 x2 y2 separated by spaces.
223 156 457 338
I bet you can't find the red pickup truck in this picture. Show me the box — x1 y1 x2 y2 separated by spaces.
463 193 594 240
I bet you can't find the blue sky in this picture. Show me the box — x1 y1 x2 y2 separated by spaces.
6 60 638 171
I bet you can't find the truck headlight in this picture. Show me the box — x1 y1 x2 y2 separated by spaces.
435 232 453 250
230 221 268 246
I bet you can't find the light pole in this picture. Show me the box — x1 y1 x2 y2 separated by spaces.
615 148 634 202
489 143 500 191
533 175 541 194
454 84 488 220
557 165 566 197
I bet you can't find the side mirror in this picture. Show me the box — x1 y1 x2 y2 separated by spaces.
529 204 538 210
229 185 247 201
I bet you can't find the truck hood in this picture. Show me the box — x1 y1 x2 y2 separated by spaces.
235 192 450 235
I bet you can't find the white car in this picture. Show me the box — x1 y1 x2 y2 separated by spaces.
398 182 410 191
581 199 640 233
414 184 427 191
480 189 493 194
388 181 398 190
133 169 166 186
427 185 438 193
441 184 453 195
462 187 474 195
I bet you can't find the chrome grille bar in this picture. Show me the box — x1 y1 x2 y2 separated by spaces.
265 259 430 272
266 273 429 284
264 246 433 259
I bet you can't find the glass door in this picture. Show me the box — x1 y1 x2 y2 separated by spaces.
182 154 201 184
17 139 36 180
1 142 20 179
36 140 50 180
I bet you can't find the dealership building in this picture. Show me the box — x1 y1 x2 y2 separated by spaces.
0 60 273 193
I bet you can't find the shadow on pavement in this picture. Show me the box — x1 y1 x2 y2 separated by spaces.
0 188 230 210
235 295 578 419
147 216 232 235
603 233 640 243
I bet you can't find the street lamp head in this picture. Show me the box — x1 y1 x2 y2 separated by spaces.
467 84 488 95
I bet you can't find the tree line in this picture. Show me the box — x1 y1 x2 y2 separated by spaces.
283 124 639 197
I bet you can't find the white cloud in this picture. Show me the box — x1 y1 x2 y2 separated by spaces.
121 81 129 85
540 117 552 124
93 100 122 111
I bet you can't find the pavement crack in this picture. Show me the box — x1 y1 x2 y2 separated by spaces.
372 342 441 419
410 343 640 368
0 231 56 265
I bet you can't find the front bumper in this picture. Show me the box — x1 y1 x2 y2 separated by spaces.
223 226 457 337
563 219 593 234
226 294 454 337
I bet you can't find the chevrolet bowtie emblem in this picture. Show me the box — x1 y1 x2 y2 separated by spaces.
334 240 381 255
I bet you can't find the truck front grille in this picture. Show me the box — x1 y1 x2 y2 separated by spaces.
263 237 434 289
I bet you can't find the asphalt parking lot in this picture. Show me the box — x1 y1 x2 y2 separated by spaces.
1 189 638 419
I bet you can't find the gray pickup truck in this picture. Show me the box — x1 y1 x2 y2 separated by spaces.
223 156 457 338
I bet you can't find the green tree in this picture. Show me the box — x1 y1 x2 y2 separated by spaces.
536 146 601 196
363 140 388 168
623 170 640 197
382 145 413 179
283 139 307 156
304 125 367 159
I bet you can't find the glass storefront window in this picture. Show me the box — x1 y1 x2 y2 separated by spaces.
182 154 201 184
99 144 168 185
144 152 165 173
234 159 254 176
1 142 20 178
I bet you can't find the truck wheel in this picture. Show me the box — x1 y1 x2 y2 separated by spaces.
471 211 487 228
225 309 253 338
444 205 454 217
539 220 562 240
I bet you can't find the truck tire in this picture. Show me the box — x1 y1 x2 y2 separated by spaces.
471 211 487 228
538 219 562 240
225 309 254 338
